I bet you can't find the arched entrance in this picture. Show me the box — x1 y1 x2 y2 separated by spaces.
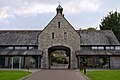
48 46 71 69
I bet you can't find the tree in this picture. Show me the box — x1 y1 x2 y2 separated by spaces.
80 27 97 30
87 27 97 30
100 11 120 42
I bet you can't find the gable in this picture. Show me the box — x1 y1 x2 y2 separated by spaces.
40 13 80 37
39 13 80 50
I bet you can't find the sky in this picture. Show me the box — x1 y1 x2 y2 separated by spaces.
0 0 120 30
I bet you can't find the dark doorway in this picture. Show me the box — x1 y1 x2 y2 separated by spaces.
0 56 5 68
48 46 71 69
13 57 19 68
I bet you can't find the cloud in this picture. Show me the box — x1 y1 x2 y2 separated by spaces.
0 0 101 19
0 7 15 19
2 0 119 30
63 0 100 14
15 3 57 16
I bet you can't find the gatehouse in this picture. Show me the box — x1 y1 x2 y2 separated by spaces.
0 5 120 69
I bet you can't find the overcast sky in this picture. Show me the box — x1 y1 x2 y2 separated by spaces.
0 0 120 30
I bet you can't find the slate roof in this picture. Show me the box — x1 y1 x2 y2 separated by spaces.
0 30 41 45
76 50 120 56
0 30 119 45
79 30 120 45
0 49 42 55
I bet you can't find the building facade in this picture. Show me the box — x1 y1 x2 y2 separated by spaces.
0 5 120 69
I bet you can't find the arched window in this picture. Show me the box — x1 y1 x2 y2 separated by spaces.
52 32 54 39
64 32 67 39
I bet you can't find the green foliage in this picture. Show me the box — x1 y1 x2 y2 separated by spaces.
51 55 68 64
50 51 68 64
80 27 97 30
0 70 31 80
87 27 97 30
86 70 120 80
100 11 120 42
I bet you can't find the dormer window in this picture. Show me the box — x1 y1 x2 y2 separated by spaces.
58 22 60 28
52 32 54 39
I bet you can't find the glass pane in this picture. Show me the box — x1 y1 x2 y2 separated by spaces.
64 32 67 39
98 47 104 50
92 46 97 50
15 47 21 49
106 46 110 50
115 46 120 50
21 47 27 50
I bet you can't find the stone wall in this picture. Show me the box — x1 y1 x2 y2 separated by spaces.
38 13 80 68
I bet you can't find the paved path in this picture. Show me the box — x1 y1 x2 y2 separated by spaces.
25 69 87 80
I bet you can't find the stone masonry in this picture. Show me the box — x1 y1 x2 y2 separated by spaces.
38 5 80 68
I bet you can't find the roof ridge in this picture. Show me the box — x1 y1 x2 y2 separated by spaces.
0 30 42 32
79 30 112 31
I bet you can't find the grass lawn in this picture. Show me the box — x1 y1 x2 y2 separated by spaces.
85 70 120 80
0 70 31 80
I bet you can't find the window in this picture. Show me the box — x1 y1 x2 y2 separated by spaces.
109 46 115 50
80 56 109 68
21 47 27 50
58 22 60 28
115 46 120 50
92 46 97 50
0 47 6 50
6 47 13 50
98 46 104 50
64 32 67 39
106 46 111 50
14 46 27 50
81 47 91 50
15 47 21 49
52 32 54 39
106 46 115 50
29 47 34 50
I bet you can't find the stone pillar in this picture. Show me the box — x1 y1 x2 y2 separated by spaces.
71 51 77 69
46 49 49 68
42 49 49 69
77 56 80 69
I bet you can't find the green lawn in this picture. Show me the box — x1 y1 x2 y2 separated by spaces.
85 70 120 80
0 70 31 80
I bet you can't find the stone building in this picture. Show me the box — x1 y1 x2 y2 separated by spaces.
0 5 120 69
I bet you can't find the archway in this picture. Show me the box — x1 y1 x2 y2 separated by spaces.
48 46 71 69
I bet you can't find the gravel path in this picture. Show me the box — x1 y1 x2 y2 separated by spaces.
25 69 87 80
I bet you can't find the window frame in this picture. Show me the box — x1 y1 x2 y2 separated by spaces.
52 32 54 39
64 32 67 39
58 22 60 28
